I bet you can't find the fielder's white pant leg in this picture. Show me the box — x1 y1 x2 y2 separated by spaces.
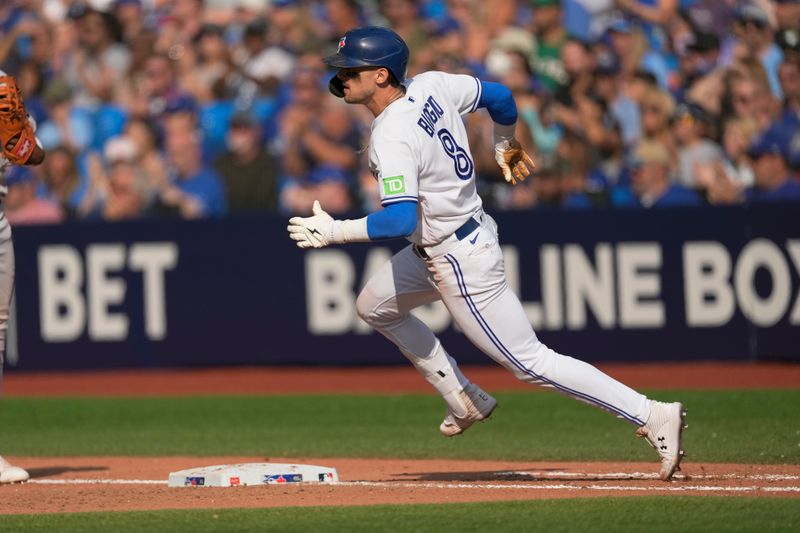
0 215 13 368
356 245 471 413
432 218 650 426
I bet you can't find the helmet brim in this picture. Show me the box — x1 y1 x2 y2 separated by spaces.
322 53 370 69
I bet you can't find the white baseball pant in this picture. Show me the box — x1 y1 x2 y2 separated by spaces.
356 213 651 426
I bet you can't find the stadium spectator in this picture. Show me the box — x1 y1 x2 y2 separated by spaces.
230 18 295 104
593 51 640 149
529 152 568 210
49 8 81 79
422 17 460 72
731 3 784 97
323 0 366 45
672 102 724 189
379 0 429 74
267 0 320 54
694 117 759 205
181 23 233 104
4 166 63 226
129 52 194 125
626 68 659 106
0 2 44 76
720 117 758 188
98 135 153 221
775 1 800 31
605 15 668 87
64 8 131 109
553 38 595 131
124 116 168 195
557 131 612 209
517 91 561 160
281 163 354 215
2 0 798 222
745 124 800 203
154 112 227 218
14 60 48 125
616 140 703 208
679 31 723 108
724 64 775 131
615 0 678 52
113 0 149 44
213 111 279 213
36 79 94 154
530 0 568 92
39 146 90 220
153 0 205 58
778 56 799 128
279 69 360 215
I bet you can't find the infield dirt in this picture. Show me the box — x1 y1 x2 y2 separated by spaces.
1 363 798 514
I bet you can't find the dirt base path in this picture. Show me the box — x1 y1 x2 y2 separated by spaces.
4 362 800 396
2 363 798 514
0 457 798 514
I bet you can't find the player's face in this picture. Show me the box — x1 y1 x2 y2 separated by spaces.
336 67 380 103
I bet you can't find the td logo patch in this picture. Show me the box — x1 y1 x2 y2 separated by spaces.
383 175 405 195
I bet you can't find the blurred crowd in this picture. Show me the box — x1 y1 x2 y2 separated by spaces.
1 0 799 225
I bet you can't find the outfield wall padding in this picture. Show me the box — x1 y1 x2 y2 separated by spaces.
7 204 799 370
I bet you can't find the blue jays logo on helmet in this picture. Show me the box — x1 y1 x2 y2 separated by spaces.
323 26 409 97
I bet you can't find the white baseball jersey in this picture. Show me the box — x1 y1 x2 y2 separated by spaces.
369 71 484 247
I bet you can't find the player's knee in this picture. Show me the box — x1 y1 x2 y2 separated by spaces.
355 287 380 325
356 287 400 328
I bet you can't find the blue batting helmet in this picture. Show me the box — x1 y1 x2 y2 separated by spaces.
323 26 409 97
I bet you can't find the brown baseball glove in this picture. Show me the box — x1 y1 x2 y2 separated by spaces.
0 74 37 165
494 138 535 186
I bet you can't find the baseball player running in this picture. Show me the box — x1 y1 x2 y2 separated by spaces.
287 27 686 481
0 70 46 484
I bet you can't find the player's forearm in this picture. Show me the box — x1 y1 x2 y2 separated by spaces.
328 201 417 243
480 80 535 185
478 80 520 146
478 81 518 127
365 201 417 240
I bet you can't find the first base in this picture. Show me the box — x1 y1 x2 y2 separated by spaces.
168 463 339 487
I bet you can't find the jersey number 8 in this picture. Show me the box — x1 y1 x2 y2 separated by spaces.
437 129 473 180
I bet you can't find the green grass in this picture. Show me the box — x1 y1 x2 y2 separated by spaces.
1 497 798 532
1 390 798 463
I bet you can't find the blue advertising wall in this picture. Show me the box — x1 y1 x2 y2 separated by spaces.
7 205 800 371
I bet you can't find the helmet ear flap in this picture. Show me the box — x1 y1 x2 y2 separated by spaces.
329 75 345 98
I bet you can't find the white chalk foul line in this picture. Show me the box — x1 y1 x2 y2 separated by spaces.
29 479 165 485
24 479 800 494
340 481 800 494
497 471 800 482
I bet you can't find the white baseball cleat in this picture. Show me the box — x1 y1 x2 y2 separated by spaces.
0 456 30 484
636 401 687 481
440 383 498 437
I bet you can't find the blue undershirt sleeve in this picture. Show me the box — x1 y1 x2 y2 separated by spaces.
366 201 418 240
477 80 518 125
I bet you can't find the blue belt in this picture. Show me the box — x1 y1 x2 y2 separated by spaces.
414 216 480 259
454 216 480 240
